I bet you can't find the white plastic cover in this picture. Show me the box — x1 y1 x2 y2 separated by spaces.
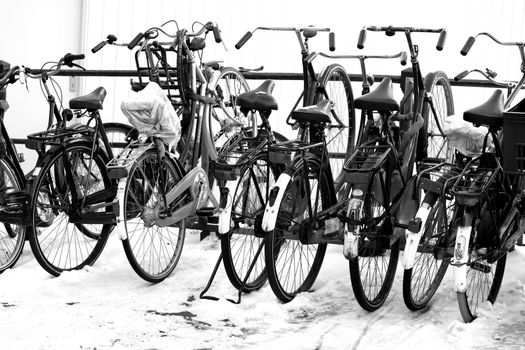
120 82 181 149
443 114 491 157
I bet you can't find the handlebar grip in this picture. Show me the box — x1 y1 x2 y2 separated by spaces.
400 52 408 66
436 29 447 51
127 32 144 50
329 32 335 52
454 70 469 81
357 28 367 49
461 36 476 56
91 41 107 53
235 31 252 49
63 53 85 67
212 25 222 43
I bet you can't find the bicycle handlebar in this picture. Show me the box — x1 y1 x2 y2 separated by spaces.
235 26 332 50
0 66 20 89
358 26 447 51
91 34 117 53
318 51 407 65
454 68 515 88
24 53 85 80
460 32 525 56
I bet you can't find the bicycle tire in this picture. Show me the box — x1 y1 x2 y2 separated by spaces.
29 142 112 276
221 151 281 291
348 157 400 311
221 133 287 292
402 191 451 310
264 155 332 302
314 64 355 191
122 148 186 283
0 157 26 273
420 71 454 161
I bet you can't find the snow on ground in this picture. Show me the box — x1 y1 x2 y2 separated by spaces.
1 232 524 350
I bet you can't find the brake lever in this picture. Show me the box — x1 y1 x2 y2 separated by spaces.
71 63 86 71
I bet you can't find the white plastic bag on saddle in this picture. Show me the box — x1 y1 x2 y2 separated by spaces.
443 114 491 157
120 82 181 149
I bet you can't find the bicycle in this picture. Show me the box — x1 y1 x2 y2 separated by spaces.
99 21 252 282
346 26 454 311
447 32 525 322
200 26 354 302
0 54 130 274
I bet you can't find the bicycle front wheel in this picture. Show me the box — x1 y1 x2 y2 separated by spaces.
222 152 281 291
0 158 26 273
265 156 332 302
29 143 112 276
314 64 355 189
421 71 454 161
402 192 451 310
122 148 186 283
348 162 400 311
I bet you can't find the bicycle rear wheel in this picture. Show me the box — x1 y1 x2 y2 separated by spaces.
265 156 332 302
314 64 355 191
421 71 454 161
122 148 186 283
103 122 133 156
29 143 112 276
0 158 26 272
221 152 281 291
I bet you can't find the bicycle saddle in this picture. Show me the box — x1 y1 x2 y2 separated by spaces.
354 77 399 112
69 87 107 110
463 89 504 129
291 99 331 123
237 80 278 111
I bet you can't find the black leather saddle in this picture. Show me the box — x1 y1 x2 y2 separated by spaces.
237 80 278 111
464 89 504 129
291 99 331 123
69 87 107 110
354 77 399 112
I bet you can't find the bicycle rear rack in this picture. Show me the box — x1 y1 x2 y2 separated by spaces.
416 162 462 196
212 132 268 181
451 157 501 207
268 140 323 164
343 145 391 184
106 140 155 179
26 126 94 150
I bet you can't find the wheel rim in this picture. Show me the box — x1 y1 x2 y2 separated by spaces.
427 75 453 160
0 161 24 270
124 153 184 279
211 69 250 149
270 171 325 298
226 158 275 287
32 148 109 272
316 66 354 190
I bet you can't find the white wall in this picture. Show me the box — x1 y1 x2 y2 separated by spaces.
2 0 83 170
3 0 525 167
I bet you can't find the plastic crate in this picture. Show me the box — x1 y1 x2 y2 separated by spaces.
503 96 525 175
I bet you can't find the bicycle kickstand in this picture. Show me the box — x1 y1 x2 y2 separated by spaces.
226 240 266 305
199 252 224 301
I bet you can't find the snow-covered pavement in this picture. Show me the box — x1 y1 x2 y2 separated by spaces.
1 233 524 349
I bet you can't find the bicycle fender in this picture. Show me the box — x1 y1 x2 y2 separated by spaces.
402 204 431 269
344 195 363 260
116 178 128 240
202 108 218 161
453 225 472 293
218 181 234 235
262 173 291 232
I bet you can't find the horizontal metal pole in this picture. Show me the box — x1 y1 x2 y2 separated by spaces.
33 69 504 88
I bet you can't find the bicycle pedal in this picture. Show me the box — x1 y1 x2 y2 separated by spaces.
84 185 118 206
196 207 215 217
470 261 491 273
107 167 128 179
407 217 422 233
